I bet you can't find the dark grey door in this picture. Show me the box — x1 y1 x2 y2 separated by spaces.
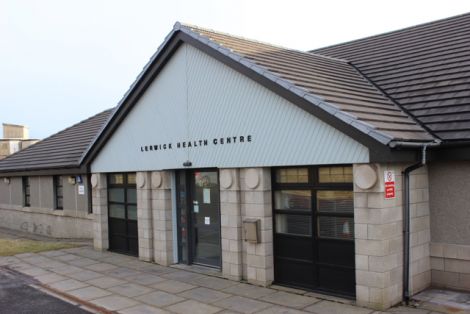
176 169 221 268
190 170 221 267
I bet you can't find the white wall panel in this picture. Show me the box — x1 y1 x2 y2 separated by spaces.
91 44 369 173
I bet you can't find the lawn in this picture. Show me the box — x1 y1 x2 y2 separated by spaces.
0 238 77 256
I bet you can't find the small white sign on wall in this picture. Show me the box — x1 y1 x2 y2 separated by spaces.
78 185 85 195
204 217 210 225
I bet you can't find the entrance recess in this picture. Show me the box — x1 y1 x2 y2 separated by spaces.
107 173 138 256
176 169 221 267
272 166 355 297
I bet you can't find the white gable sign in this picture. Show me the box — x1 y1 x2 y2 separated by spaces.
91 44 369 173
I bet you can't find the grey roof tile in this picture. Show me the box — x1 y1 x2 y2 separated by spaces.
313 12 470 141
0 108 114 173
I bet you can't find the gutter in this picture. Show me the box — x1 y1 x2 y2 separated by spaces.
388 140 440 304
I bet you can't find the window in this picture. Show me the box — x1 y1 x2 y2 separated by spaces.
273 166 354 240
23 177 30 207
54 176 63 210
107 173 137 221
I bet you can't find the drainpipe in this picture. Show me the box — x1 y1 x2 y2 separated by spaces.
389 140 441 304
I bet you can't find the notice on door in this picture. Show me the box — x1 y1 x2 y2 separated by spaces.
204 217 210 225
384 170 395 199
78 185 85 195
203 188 211 204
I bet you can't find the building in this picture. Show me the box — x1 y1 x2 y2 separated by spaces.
1 12 470 310
0 123 38 159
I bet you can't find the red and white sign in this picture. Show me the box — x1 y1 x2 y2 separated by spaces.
384 170 396 199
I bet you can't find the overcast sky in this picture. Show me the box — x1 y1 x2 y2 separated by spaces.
1 0 470 139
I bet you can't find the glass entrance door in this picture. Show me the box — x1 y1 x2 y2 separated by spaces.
190 171 221 267
176 169 221 268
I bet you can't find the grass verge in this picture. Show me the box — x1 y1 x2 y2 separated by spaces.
0 239 77 256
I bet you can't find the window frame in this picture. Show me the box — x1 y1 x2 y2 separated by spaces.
22 176 30 207
107 173 137 221
54 175 63 210
272 165 354 241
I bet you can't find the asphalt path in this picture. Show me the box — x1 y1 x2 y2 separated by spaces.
0 266 90 314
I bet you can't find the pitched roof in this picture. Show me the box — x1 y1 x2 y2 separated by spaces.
312 12 470 142
0 108 114 173
177 23 433 144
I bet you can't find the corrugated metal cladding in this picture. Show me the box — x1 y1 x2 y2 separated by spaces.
91 44 369 173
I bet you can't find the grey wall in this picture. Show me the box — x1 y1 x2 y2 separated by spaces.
429 161 470 244
10 177 22 205
62 175 89 212
39 176 54 209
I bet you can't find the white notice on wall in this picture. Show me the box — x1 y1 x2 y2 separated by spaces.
78 185 85 195
205 217 210 225
203 188 211 204
194 204 199 213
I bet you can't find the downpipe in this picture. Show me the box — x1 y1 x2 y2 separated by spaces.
401 144 434 304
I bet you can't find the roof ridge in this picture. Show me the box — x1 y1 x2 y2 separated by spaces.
176 22 349 64
310 11 470 53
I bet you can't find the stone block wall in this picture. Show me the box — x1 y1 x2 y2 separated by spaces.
430 243 470 290
220 168 243 281
240 168 274 287
353 163 431 310
92 173 109 250
137 172 153 262
152 171 173 266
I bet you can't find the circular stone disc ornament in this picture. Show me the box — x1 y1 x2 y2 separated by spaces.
90 174 98 188
245 169 260 189
220 171 233 189
136 172 146 188
354 164 378 190
151 172 162 189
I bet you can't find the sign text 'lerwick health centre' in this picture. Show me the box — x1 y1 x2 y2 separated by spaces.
140 135 253 152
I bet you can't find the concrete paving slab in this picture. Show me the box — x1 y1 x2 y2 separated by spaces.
136 291 185 307
165 299 222 314
86 276 127 289
68 257 100 267
386 307 431 313
17 266 50 277
151 280 196 293
67 286 112 301
90 294 140 311
189 275 238 290
66 269 103 281
118 304 170 314
108 283 153 297
8 262 35 271
160 270 203 282
213 295 272 314
48 278 89 291
39 250 68 257
126 273 166 286
222 283 277 299
35 272 68 284
104 267 142 278
257 306 310 314
178 286 231 303
261 291 319 309
0 256 21 266
85 262 118 272
56 254 81 262
50 264 83 275
304 300 373 314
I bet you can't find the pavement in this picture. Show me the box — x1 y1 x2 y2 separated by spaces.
0 266 91 314
0 227 458 314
